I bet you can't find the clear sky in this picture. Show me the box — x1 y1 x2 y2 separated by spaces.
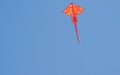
0 0 120 75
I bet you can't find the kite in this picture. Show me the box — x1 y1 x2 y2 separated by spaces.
63 2 83 44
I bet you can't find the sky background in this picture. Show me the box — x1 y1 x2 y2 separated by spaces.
0 0 120 75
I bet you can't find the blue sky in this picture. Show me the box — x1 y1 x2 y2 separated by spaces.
0 0 120 75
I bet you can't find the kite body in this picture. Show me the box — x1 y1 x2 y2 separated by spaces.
63 2 83 44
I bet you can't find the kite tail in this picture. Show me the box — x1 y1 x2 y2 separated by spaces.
74 22 80 44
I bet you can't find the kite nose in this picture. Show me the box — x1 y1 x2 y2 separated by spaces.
70 2 74 4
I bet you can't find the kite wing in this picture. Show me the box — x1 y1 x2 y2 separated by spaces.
75 5 84 14
63 4 71 16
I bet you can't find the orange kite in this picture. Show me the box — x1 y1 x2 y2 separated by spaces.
63 2 83 44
